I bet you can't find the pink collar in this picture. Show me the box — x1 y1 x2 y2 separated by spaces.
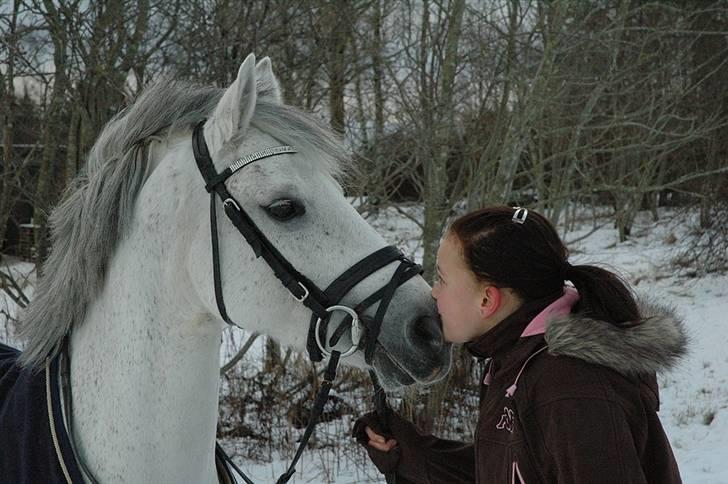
521 286 580 337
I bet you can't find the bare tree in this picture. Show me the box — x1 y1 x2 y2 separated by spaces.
382 0 467 282
0 0 42 252
458 1 728 238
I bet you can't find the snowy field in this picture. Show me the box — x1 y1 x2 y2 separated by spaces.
2 206 727 483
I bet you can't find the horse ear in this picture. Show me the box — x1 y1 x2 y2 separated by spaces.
204 53 258 156
255 57 283 104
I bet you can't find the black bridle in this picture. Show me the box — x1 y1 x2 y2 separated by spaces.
192 121 418 483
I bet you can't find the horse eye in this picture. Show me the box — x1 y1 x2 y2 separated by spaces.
265 199 304 221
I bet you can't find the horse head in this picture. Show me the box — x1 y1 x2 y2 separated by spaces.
159 54 451 389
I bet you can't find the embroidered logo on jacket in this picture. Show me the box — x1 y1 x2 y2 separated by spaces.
496 406 515 433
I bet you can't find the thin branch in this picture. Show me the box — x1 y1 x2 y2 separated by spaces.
220 332 261 376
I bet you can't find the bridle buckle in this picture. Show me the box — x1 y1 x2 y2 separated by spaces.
292 282 309 302
223 198 241 212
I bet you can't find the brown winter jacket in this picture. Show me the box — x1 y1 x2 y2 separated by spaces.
354 294 687 484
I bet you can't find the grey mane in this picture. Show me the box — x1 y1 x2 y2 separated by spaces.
18 79 349 368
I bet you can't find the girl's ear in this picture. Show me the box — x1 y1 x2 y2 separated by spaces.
480 286 502 319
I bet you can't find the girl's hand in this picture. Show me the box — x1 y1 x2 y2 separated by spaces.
365 426 398 452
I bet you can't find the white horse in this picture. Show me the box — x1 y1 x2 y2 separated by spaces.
13 54 451 483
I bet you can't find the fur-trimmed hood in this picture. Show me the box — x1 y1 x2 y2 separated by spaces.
545 299 689 376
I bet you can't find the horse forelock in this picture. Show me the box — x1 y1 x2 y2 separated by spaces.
248 101 352 181
18 78 351 368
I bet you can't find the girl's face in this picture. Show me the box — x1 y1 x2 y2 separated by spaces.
431 235 490 343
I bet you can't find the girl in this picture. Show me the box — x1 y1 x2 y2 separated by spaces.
354 206 686 483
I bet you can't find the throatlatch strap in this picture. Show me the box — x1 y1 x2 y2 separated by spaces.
210 193 234 325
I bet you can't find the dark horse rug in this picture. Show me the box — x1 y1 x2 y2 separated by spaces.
0 342 85 484
1 342 238 484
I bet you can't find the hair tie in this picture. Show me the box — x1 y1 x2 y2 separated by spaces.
512 207 528 224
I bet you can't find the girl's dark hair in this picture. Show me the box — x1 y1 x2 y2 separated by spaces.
448 206 641 327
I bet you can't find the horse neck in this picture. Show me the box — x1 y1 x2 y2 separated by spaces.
68 200 223 484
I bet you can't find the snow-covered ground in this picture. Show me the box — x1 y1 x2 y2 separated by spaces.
2 206 726 483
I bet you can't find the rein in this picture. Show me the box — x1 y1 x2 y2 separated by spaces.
192 120 417 483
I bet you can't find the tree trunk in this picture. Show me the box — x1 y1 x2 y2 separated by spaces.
352 32 369 148
0 0 20 251
419 0 466 436
65 106 81 184
324 1 352 133
466 1 519 210
421 0 465 282
371 0 385 139
485 0 566 205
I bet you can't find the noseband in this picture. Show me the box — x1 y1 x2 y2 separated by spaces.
192 121 419 483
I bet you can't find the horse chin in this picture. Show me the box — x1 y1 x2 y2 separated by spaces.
371 346 449 391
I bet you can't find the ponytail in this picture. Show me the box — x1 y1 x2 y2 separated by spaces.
567 264 641 327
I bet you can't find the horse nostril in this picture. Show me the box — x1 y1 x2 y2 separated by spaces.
409 315 444 352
